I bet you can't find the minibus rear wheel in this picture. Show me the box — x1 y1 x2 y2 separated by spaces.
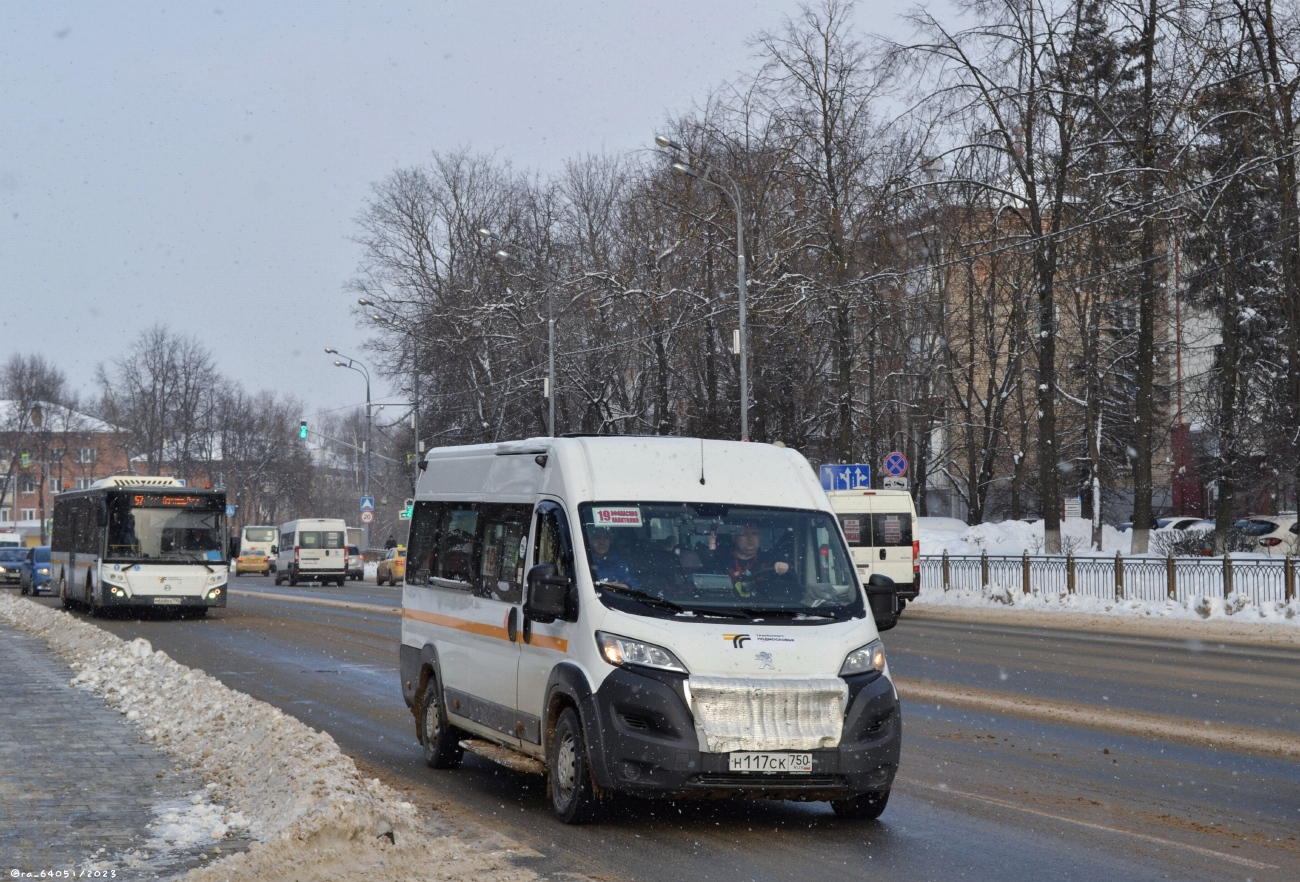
831 789 890 820
420 679 463 769
549 707 602 824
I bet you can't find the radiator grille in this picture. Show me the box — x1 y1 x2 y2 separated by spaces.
686 676 847 752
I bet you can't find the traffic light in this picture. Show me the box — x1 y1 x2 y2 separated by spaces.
299 420 308 439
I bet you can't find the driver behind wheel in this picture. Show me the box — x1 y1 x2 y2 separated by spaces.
712 522 792 598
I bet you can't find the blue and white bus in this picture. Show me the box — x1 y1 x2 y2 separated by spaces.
50 476 229 616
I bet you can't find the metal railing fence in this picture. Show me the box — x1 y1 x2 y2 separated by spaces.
922 551 1297 606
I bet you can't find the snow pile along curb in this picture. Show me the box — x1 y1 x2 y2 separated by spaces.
0 593 536 882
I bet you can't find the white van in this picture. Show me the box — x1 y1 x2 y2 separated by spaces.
399 437 904 824
826 490 920 609
273 518 348 586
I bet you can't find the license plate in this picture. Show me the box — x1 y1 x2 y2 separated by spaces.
153 597 182 605
728 752 813 773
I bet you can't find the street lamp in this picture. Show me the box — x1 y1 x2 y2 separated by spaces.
478 228 557 437
655 135 750 441
363 303 422 480
325 347 373 547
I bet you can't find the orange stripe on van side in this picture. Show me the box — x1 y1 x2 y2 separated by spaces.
402 608 568 653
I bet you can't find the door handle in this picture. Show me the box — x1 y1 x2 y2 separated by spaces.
507 607 518 642
879 548 887 561
522 615 532 645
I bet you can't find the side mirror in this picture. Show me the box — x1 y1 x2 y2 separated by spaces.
270 545 279 555
525 562 573 624
865 573 902 632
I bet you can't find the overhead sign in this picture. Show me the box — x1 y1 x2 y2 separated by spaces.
882 477 909 490
360 496 375 512
820 464 871 492
883 452 908 477
360 510 374 524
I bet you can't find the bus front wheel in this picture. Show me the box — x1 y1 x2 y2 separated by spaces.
59 575 72 610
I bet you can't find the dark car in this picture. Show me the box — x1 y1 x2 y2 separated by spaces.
346 544 364 580
0 546 26 586
19 545 52 595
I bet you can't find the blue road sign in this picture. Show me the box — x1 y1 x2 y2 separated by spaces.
820 463 871 491
225 505 236 517
883 452 908 477
360 496 375 512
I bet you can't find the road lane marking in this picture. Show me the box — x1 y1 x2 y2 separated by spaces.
903 780 1277 870
230 588 400 615
895 676 1300 761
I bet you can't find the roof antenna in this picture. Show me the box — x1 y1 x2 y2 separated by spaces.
699 438 707 485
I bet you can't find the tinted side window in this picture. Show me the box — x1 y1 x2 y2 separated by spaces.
436 508 479 586
52 499 73 553
475 504 532 603
533 503 574 579
405 501 443 586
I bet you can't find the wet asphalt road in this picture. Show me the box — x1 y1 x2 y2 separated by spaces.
31 579 1300 881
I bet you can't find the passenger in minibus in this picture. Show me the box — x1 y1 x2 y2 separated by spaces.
714 523 793 598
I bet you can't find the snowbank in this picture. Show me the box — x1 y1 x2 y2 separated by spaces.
913 583 1300 626
919 517 1131 556
0 592 535 882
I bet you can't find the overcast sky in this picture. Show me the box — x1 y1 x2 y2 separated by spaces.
2 0 921 420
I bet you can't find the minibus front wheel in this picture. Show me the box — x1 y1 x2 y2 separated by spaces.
831 788 890 820
549 707 602 824
419 678 463 769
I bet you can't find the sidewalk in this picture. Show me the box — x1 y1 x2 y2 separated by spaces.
0 617 232 878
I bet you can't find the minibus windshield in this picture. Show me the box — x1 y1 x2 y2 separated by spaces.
578 502 864 620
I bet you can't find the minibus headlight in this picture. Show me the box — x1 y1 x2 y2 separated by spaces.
597 632 688 673
840 639 886 676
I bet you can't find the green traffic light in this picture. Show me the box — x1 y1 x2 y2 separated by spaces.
299 421 308 439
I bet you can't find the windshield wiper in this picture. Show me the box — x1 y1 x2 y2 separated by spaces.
594 580 689 613
735 607 843 620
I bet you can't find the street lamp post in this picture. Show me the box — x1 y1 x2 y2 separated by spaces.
325 348 372 547
478 228 556 437
655 135 749 441
360 302 421 483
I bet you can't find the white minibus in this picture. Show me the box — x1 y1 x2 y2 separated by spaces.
399 437 903 824
238 524 277 557
273 518 349 586
826 489 920 610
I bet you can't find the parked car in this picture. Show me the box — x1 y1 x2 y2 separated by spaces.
1155 516 1205 531
235 549 272 576
346 544 363 581
19 545 52 595
376 547 406 585
1236 514 1299 555
0 546 25 585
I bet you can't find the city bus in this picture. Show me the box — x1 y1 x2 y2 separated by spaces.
50 475 229 616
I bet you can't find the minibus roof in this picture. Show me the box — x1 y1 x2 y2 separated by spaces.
420 436 828 510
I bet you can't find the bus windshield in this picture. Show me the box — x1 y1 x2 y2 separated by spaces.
106 494 227 563
577 502 864 621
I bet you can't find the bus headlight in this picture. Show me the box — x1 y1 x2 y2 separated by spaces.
840 640 886 676
103 571 126 584
206 572 227 585
206 586 224 600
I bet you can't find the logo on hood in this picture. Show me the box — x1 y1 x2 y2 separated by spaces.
755 651 775 669
723 633 750 648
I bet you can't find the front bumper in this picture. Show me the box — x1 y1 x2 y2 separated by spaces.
582 667 900 800
101 585 228 608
